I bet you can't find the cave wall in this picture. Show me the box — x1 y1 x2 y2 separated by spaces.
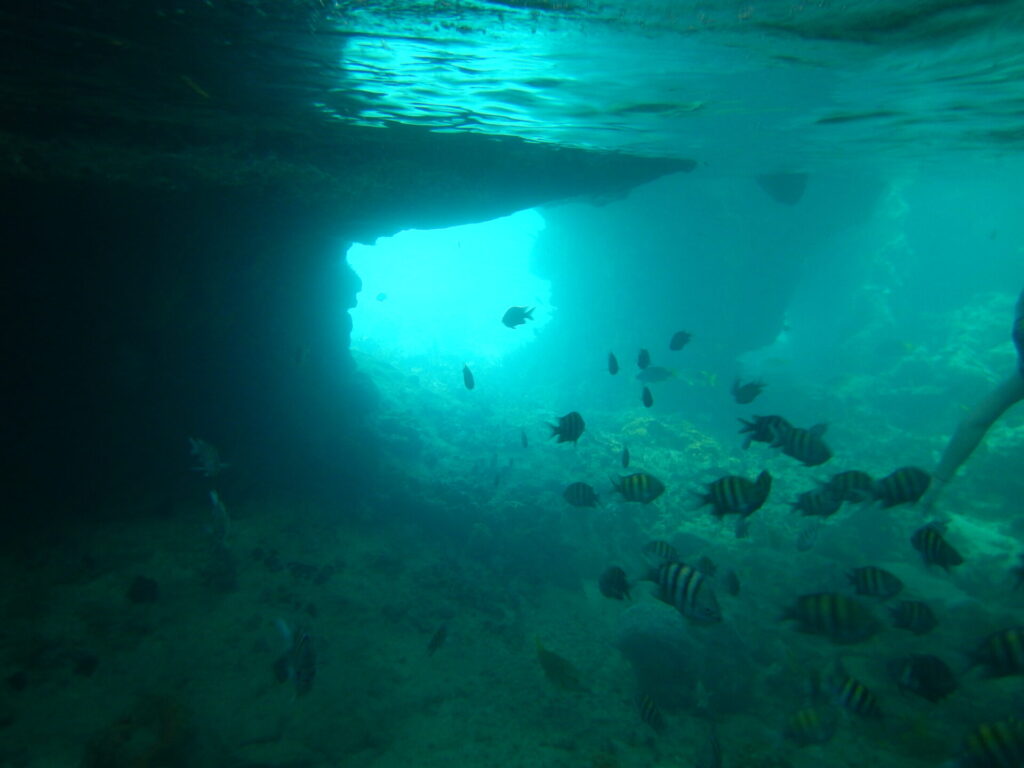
1 136 686 534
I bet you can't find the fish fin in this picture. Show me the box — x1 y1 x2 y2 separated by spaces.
525 307 534 319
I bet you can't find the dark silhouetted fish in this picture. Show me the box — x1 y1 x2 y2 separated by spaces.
722 570 741 597
642 539 679 565
890 600 938 635
563 481 598 508
427 624 448 656
669 330 692 351
521 429 528 448
636 366 674 383
698 471 772 517
535 638 587 692
642 386 653 408
638 348 651 369
848 566 903 599
756 172 808 205
785 706 836 746
782 593 880 644
599 566 630 600
772 423 832 466
608 352 619 375
972 627 1024 677
731 378 765 404
650 561 722 623
613 472 665 504
273 620 316 697
1012 553 1024 590
636 693 666 733
873 466 930 507
549 411 585 444
889 654 957 702
502 305 534 329
824 470 874 502
621 445 630 468
791 487 842 518
911 523 963 572
697 719 722 768
959 717 1024 767
738 414 792 449
462 364 475 390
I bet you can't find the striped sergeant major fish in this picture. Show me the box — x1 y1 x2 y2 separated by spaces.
971 627 1024 677
698 470 771 517
912 522 964 572
549 411 585 444
771 422 832 466
642 539 679 566
825 665 882 718
873 466 931 508
636 692 666 734
791 487 842 518
848 566 903 599
649 561 722 624
824 470 874 502
782 592 880 644
889 600 938 635
612 472 666 504
959 717 1024 768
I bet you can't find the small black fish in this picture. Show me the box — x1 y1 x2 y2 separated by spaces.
1011 553 1024 589
462 364 475 390
911 523 963 572
848 566 903 599
825 470 874 502
563 481 599 508
521 429 528 448
613 473 666 504
549 411 585 444
782 593 880 644
535 638 587 692
642 386 653 408
731 377 765 404
772 423 832 466
599 566 631 600
636 693 666 733
738 414 792 449
889 654 957 702
502 305 534 329
638 348 651 369
669 331 692 351
698 470 772 517
608 352 619 375
873 467 931 507
621 445 630 468
972 627 1024 677
427 624 448 656
791 487 842 518
889 600 938 635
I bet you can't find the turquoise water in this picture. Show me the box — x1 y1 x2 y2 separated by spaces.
4 2 1024 767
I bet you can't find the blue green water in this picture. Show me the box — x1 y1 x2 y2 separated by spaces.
4 2 1024 767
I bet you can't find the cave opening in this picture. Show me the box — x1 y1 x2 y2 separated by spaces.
347 208 551 385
